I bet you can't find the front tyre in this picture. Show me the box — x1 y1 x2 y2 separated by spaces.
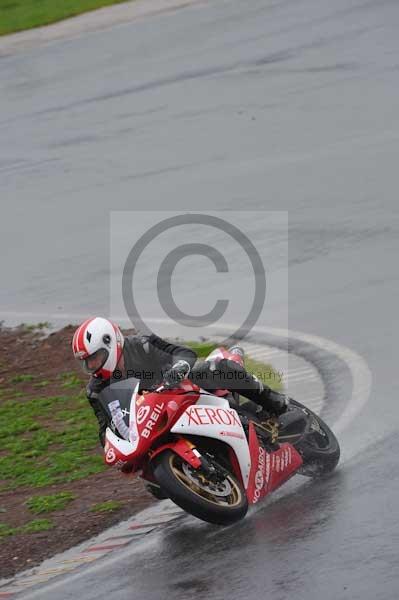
152 450 248 525
144 481 169 500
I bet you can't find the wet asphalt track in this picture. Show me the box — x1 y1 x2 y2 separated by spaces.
1 0 399 598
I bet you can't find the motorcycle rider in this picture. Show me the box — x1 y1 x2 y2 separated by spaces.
72 317 289 448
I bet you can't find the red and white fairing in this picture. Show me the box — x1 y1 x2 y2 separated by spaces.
103 381 141 467
171 395 252 487
246 422 302 503
103 345 303 506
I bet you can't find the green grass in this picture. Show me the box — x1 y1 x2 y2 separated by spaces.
0 518 54 538
0 0 131 36
245 356 283 392
21 518 54 533
0 522 17 538
19 322 51 331
33 380 51 389
185 341 221 359
0 390 106 492
90 500 124 513
11 374 35 383
26 492 75 514
60 373 82 389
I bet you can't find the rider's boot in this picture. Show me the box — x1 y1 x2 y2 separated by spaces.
241 374 289 416
227 345 288 414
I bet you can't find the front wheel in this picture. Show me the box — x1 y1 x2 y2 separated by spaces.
152 450 248 525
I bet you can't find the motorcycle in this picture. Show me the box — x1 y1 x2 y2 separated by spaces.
101 347 340 525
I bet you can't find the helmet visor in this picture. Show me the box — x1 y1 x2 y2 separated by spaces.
80 348 109 375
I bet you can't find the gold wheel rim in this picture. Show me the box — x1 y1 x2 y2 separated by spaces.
169 454 243 508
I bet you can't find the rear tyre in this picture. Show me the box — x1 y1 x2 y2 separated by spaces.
152 450 248 525
289 400 340 477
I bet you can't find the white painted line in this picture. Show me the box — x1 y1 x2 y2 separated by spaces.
244 345 282 353
284 368 317 377
284 374 319 383
245 349 285 359
284 374 317 382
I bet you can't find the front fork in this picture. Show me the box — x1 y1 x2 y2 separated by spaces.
149 437 227 482
150 437 202 469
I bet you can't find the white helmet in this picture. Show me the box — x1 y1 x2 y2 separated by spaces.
72 317 124 379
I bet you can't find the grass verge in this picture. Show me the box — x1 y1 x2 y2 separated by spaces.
90 500 124 513
0 519 54 539
0 0 130 36
26 492 76 514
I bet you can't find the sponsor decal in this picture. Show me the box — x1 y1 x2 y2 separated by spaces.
186 406 241 427
219 430 244 440
136 405 151 425
109 400 130 440
276 455 281 473
141 403 165 439
265 452 270 485
105 447 116 464
253 446 266 503
255 469 264 489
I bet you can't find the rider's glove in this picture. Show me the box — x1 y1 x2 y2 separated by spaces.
163 360 191 387
267 390 290 415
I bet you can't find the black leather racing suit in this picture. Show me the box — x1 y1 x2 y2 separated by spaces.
86 334 283 446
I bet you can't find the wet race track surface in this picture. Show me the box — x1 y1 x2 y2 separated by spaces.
1 0 399 598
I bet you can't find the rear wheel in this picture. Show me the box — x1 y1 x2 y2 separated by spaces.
289 401 340 477
152 450 248 525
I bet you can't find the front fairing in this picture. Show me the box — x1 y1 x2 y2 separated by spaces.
170 396 252 487
98 377 140 439
103 379 200 468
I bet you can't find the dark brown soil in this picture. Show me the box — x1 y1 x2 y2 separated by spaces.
0 325 155 580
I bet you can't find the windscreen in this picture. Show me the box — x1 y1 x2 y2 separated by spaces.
98 377 140 440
